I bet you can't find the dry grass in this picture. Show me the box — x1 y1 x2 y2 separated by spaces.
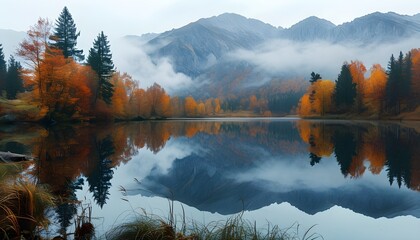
0 163 55 239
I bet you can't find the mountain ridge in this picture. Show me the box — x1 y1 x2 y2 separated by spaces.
136 11 420 80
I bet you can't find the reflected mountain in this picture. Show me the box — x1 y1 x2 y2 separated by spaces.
1 120 419 225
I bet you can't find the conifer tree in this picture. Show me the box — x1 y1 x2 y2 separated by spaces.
309 72 322 104
0 44 7 96
334 64 356 111
87 31 114 105
5 56 24 99
385 51 411 114
51 6 84 61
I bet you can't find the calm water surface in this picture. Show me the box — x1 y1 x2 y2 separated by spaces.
1 119 419 239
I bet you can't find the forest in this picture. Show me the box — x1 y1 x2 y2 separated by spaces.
0 7 419 123
297 51 420 118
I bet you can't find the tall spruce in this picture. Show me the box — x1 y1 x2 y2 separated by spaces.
385 54 398 112
334 63 356 111
87 31 114 105
385 51 411 114
0 44 7 96
51 7 84 61
5 56 24 99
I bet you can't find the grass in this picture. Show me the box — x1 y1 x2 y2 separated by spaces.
105 209 322 240
0 162 55 239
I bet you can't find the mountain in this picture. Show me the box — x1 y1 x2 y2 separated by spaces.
146 13 278 77
283 16 336 41
125 128 420 219
0 29 26 59
142 12 420 73
331 12 420 43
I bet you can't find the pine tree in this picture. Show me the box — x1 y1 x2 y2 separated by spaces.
5 56 24 99
334 64 356 111
0 44 7 96
385 54 398 112
309 72 322 105
385 52 411 114
310 72 322 84
87 31 114 105
51 6 84 61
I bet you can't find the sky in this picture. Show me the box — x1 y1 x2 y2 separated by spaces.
1 0 420 51
1 0 420 91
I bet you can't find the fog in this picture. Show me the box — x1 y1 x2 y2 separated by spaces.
228 37 420 80
113 37 193 94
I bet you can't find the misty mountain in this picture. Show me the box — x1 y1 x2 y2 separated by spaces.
282 16 336 41
125 131 420 219
0 29 26 59
330 12 420 43
125 11 420 98
145 13 279 77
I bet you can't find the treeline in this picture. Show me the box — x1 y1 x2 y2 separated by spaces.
298 50 420 117
0 7 227 122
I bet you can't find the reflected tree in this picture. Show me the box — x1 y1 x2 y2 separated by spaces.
86 136 115 208
309 152 322 166
332 128 357 177
385 126 411 188
56 177 84 237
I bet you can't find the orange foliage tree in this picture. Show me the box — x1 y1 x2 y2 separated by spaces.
146 83 171 118
184 96 198 117
17 18 52 104
349 61 367 112
298 80 335 116
364 64 387 114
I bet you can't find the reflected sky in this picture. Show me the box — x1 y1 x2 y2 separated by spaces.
1 119 420 239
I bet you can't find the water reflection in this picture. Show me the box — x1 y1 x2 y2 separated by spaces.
0 120 419 234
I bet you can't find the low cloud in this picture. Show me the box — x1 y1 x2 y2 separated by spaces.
228 38 420 80
113 37 193 94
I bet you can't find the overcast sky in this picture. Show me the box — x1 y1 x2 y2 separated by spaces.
1 0 420 49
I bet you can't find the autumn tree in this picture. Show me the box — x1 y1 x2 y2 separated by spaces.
204 98 215 116
364 64 387 114
349 61 366 112
50 6 84 61
131 88 151 118
5 56 24 99
17 18 52 103
334 63 356 112
110 72 129 118
146 83 171 118
313 80 335 116
87 31 114 105
0 44 6 96
411 48 420 106
184 96 198 117
297 94 312 116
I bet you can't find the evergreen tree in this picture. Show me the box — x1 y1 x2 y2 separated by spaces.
385 54 397 112
86 136 115 208
87 31 114 105
51 6 84 61
5 56 24 99
334 64 356 111
385 52 411 114
310 72 322 84
0 44 7 96
309 72 322 105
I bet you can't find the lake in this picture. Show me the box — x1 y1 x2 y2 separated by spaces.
1 118 419 239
